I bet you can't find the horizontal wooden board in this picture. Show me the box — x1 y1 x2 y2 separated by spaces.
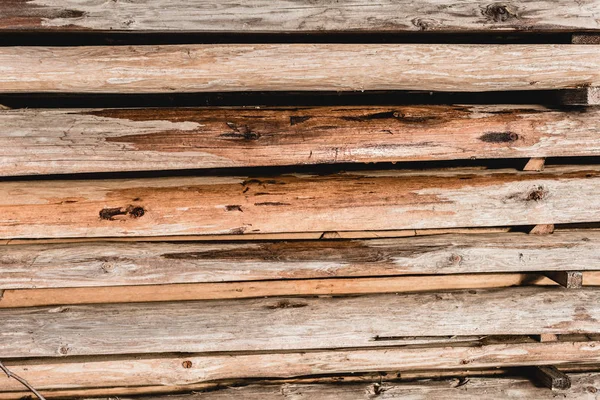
2 1 599 32
1 231 599 289
3 105 600 175
1 339 600 393
0 273 576 308
0 166 598 239
1 45 600 93
108 374 600 399
2 287 600 358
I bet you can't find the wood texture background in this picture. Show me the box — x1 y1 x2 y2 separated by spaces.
1 231 599 289
0 166 597 238
2 105 600 175
1 45 600 93
2 287 600 358
1 0 599 32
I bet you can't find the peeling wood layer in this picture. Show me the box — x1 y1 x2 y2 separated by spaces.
1 339 600 392
1 231 599 289
1 1 599 32
2 105 600 175
2 287 600 358
0 166 598 238
1 45 600 93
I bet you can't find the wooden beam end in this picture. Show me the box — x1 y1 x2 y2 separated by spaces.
532 366 571 390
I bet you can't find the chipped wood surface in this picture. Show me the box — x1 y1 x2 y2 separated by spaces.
0 166 598 239
78 374 600 400
1 231 599 289
3 105 600 175
1 1 599 32
2 45 600 93
1 340 600 393
2 287 600 358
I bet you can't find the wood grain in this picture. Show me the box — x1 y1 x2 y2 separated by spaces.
1 231 599 289
1 340 600 392
0 166 598 239
1 45 600 93
90 374 600 399
2 287 600 358
3 105 600 175
1 1 599 32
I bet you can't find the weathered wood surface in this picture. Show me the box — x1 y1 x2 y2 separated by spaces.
0 166 598 239
91 374 600 399
2 45 600 93
1 231 599 289
3 105 600 176
1 340 600 393
2 287 600 358
0 273 576 308
2 1 599 32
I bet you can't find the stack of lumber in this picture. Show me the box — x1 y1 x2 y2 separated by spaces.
1 1 600 398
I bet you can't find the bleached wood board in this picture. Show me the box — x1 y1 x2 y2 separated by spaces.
1 340 600 393
3 105 600 175
1 1 599 32
2 287 600 358
1 45 600 93
93 374 600 400
0 166 598 239
1 231 599 289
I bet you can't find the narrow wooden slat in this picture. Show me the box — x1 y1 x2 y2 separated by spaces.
1 287 600 358
0 273 565 308
557 87 600 105
524 158 546 172
532 366 572 390
0 166 598 239
1 45 600 93
1 340 600 393
544 271 584 289
2 1 599 32
3 105 600 176
1 231 598 289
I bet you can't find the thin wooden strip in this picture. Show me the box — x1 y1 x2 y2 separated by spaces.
0 274 564 308
2 287 600 358
2 1 599 32
77 373 600 400
556 87 600 105
1 166 599 239
4 105 600 176
1 45 600 93
1 340 600 392
1 231 597 290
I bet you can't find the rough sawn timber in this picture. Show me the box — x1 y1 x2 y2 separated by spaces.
1 0 599 32
0 166 598 239
1 231 599 289
2 287 600 358
2 45 600 93
1 340 600 393
4 105 600 176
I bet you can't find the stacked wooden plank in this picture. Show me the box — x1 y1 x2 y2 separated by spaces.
1 1 600 398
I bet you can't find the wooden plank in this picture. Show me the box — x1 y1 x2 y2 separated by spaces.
2 287 600 358
532 365 572 390
0 166 598 239
79 373 600 399
572 34 600 44
556 87 600 105
0 273 565 308
2 231 598 289
544 271 584 289
1 45 600 93
2 1 599 32
2 340 600 393
524 158 546 172
4 105 600 176
529 224 555 235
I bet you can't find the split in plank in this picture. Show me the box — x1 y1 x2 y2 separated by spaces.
0 166 598 239
4 105 600 176
2 231 598 289
2 1 599 32
2 339 600 393
2 287 600 358
2 45 600 93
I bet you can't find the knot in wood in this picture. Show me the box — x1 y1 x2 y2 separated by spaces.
483 3 517 23
182 360 193 369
